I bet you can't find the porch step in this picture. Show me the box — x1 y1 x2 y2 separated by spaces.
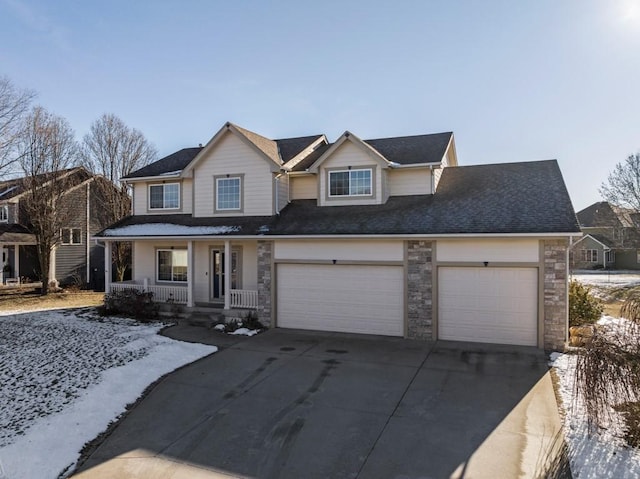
187 312 222 328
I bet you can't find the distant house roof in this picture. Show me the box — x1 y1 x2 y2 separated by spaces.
98 159 580 238
0 224 37 243
577 201 640 229
0 167 92 201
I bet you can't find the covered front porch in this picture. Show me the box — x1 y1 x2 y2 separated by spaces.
104 238 259 310
0 225 39 285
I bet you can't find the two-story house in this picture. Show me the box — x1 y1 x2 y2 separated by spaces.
0 167 118 289
571 201 640 270
97 122 580 350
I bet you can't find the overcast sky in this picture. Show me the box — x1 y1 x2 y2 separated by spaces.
1 0 638 211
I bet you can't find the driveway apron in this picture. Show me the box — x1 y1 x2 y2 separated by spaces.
73 329 563 479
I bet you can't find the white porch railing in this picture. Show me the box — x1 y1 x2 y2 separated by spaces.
110 282 257 308
229 289 258 309
110 282 188 305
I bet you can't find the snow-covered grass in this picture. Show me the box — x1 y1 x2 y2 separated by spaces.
0 307 216 479
551 315 640 478
572 271 640 289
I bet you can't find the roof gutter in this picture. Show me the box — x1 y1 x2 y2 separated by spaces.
94 232 583 242
121 174 182 183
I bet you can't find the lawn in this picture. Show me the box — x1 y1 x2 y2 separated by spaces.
553 272 640 478
0 297 216 479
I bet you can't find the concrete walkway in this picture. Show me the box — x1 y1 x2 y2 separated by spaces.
72 327 567 479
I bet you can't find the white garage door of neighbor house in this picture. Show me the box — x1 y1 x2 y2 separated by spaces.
438 267 538 346
277 263 404 336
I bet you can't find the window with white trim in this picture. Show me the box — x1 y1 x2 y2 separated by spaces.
0 205 7 223
580 249 598 263
157 249 187 282
61 228 82 245
605 250 615 263
216 177 241 211
149 183 179 210
329 169 372 197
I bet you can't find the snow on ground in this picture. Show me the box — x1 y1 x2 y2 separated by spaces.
572 271 640 289
0 307 216 479
551 316 640 478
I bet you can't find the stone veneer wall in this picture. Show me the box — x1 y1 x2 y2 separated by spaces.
543 239 569 351
406 240 433 340
257 240 273 327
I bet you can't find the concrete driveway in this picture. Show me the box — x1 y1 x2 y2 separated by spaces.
73 328 565 479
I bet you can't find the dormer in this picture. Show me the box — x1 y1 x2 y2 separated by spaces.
305 131 456 207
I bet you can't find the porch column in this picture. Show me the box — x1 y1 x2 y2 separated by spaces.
14 245 19 280
48 246 57 286
187 241 194 307
104 241 111 293
224 240 231 310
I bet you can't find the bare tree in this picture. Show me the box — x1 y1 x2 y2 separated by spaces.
82 113 157 281
19 106 80 294
600 153 640 211
0 76 36 176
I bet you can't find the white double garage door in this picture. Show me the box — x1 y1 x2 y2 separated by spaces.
276 264 539 346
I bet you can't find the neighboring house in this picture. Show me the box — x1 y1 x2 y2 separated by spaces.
0 167 120 289
572 201 640 270
96 122 580 350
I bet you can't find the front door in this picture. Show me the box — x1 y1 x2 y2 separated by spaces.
211 249 240 301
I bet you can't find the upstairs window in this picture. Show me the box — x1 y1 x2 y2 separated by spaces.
0 205 7 223
149 183 179 210
580 249 598 263
216 177 242 211
157 249 187 282
61 228 82 245
329 169 372 197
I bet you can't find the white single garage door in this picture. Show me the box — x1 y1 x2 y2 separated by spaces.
277 263 404 336
438 267 538 346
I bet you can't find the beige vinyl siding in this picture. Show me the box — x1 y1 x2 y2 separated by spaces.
388 168 432 196
319 141 383 206
289 175 317 200
437 239 540 263
433 146 456 191
192 133 274 217
276 173 289 212
132 180 192 215
274 239 403 262
132 183 146 215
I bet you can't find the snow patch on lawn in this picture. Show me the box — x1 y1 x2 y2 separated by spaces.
551 316 640 478
0 308 216 479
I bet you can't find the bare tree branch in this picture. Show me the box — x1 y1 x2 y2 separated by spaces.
18 106 80 294
600 153 640 211
82 113 157 281
0 76 36 176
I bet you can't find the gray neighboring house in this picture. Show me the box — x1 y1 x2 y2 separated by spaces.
0 167 120 289
96 122 581 350
572 201 640 270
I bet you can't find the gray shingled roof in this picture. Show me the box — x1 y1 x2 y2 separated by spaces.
123 148 202 179
0 224 36 243
365 132 452 165
98 160 579 237
276 135 324 163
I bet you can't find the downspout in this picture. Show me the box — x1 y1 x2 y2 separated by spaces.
86 181 91 286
